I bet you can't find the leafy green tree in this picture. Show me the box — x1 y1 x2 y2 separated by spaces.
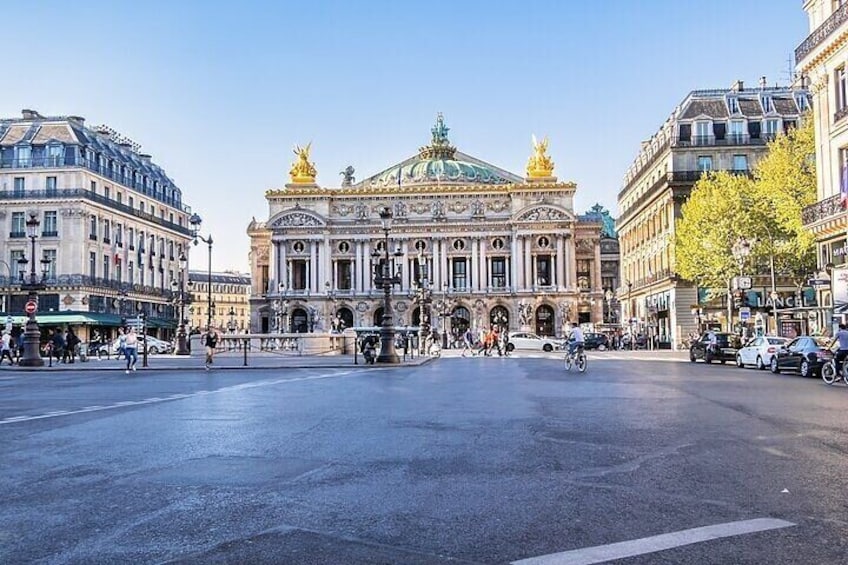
675 171 759 290
749 117 817 286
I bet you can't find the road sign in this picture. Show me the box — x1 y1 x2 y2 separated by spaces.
739 307 751 321
24 300 37 315
808 278 830 289
5 315 12 327
733 276 752 290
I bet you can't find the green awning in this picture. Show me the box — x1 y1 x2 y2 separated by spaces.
2 312 125 327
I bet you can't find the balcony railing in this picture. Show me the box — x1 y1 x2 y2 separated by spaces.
796 1 848 63
835 105 848 125
0 155 190 213
802 194 844 226
672 134 774 148
0 189 193 236
0 273 173 299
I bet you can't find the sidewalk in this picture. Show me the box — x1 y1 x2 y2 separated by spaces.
0 350 435 372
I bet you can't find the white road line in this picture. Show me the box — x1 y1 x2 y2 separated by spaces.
511 518 795 565
0 369 366 426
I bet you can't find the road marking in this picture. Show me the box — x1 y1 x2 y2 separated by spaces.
511 518 795 565
0 369 366 426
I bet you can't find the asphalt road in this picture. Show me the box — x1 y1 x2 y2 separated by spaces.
1 354 847 564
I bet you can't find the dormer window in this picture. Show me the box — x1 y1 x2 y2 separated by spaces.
796 94 810 111
762 95 774 113
728 97 739 114
47 144 63 165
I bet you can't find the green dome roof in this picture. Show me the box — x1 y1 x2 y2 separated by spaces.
356 113 522 188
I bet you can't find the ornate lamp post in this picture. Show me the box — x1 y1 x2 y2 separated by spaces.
170 252 192 355
434 282 455 349
189 213 213 330
371 206 403 363
604 289 614 324
407 250 432 355
18 212 51 367
626 279 634 351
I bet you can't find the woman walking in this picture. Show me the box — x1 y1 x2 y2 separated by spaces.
204 327 219 370
124 327 138 373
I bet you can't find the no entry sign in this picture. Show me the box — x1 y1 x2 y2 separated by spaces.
24 300 37 315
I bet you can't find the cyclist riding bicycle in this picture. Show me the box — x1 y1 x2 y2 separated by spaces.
832 323 848 375
566 322 585 358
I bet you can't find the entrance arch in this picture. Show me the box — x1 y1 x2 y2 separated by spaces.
336 307 354 330
535 304 555 336
291 307 308 333
451 306 470 337
489 305 510 329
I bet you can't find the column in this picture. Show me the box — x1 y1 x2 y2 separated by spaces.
471 238 479 292
432 239 441 290
333 260 338 291
268 240 278 293
402 240 410 289
524 236 532 290
593 238 602 291
479 237 487 291
363 240 371 292
323 237 332 290
310 241 318 293
556 235 565 290
441 238 449 290
568 236 578 290
279 240 287 292
511 235 519 290
355 240 362 293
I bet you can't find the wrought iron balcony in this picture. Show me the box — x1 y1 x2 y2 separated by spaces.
835 105 848 125
802 194 844 226
0 189 193 236
796 1 848 63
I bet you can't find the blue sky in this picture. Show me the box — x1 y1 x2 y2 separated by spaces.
1 0 808 271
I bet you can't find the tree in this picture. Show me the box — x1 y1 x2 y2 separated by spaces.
675 171 759 291
749 117 817 287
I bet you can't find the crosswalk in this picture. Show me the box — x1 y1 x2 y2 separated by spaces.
439 350 691 363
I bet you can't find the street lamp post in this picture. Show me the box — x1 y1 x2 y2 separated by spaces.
227 307 236 333
408 250 432 355
434 282 455 349
625 279 634 351
18 212 51 367
170 252 192 355
189 213 213 331
372 207 403 364
730 237 752 333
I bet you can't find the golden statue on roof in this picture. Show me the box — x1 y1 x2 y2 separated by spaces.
526 134 555 178
289 142 317 183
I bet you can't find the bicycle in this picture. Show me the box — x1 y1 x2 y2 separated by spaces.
564 344 587 373
821 356 848 385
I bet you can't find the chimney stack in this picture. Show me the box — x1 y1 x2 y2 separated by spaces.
731 80 744 92
759 76 767 89
21 109 43 120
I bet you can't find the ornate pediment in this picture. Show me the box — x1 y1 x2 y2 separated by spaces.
514 205 572 222
269 210 325 228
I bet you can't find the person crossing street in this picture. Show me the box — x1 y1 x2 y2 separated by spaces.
204 327 219 370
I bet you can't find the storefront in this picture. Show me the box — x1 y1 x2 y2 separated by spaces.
645 291 671 349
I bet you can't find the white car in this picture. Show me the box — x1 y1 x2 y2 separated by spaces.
506 332 562 352
735 336 790 370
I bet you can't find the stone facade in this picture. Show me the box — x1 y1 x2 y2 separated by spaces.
248 116 604 338
617 83 809 348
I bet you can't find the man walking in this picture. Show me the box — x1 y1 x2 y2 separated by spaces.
0 332 14 366
204 326 219 370
834 323 848 376
124 327 138 373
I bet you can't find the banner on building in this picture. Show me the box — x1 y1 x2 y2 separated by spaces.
832 267 848 314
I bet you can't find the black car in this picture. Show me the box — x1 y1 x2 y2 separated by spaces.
769 336 834 378
689 332 740 364
583 333 610 351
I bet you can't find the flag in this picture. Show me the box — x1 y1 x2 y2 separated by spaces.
841 165 848 209
112 227 120 264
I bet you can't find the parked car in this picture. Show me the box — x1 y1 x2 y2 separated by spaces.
583 332 610 351
506 332 562 352
735 336 790 370
689 332 740 364
769 336 833 378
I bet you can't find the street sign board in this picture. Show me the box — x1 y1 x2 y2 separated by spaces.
733 276 752 290
24 300 37 315
808 278 830 289
5 315 12 327
739 307 751 321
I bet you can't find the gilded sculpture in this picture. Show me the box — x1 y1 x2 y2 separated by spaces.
289 143 317 183
526 134 555 178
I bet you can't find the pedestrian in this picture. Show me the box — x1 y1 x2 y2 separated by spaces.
51 328 65 363
116 327 126 361
500 327 511 356
461 327 474 357
65 328 80 364
204 326 219 370
0 332 14 366
124 327 138 373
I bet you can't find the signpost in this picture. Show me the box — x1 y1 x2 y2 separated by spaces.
739 307 751 322
24 300 37 316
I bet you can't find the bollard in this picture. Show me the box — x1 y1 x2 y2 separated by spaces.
243 337 248 366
